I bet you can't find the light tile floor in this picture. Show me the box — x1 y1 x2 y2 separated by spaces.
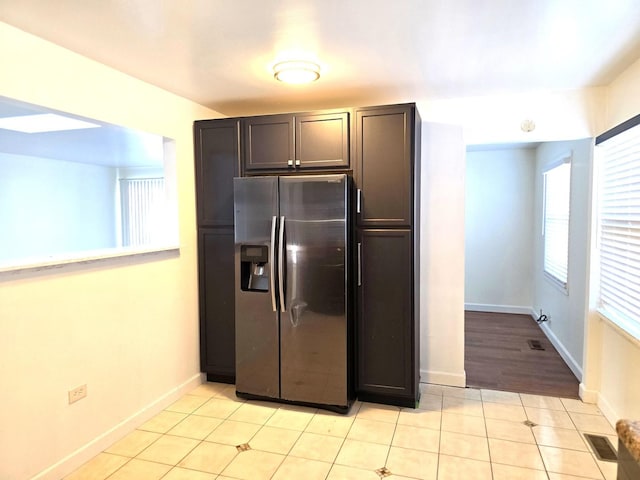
65 382 619 480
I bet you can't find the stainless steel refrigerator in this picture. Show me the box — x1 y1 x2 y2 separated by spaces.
233 174 351 412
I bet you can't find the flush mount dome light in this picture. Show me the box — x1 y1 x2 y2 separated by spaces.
273 60 320 84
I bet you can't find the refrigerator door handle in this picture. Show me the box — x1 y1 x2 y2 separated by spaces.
270 215 277 312
357 242 362 286
278 215 286 312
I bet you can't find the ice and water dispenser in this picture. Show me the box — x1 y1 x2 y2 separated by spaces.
240 245 269 292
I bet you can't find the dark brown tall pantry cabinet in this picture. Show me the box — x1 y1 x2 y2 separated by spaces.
354 104 421 407
194 118 240 382
194 104 421 406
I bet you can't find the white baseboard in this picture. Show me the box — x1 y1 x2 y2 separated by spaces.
420 369 466 387
33 373 204 480
595 391 618 430
465 303 533 315
578 383 599 404
580 384 619 430
538 320 583 382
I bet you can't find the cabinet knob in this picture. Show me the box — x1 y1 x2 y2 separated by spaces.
287 160 294 166
295 159 301 166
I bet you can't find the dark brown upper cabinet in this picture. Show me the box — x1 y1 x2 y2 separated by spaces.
354 105 414 227
194 118 241 227
243 111 349 173
242 114 294 172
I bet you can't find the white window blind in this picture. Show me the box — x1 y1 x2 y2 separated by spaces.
596 119 640 340
543 160 571 288
120 178 165 247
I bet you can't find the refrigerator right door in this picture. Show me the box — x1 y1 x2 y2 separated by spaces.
279 174 348 407
234 176 280 399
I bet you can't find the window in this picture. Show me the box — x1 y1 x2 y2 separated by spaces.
595 114 640 340
543 156 572 289
120 177 165 247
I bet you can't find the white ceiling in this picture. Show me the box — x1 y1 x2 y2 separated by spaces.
0 96 164 167
1 0 640 116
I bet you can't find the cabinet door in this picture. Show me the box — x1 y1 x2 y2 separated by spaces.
355 105 414 227
194 119 240 227
243 114 295 171
199 227 235 381
357 229 415 403
295 111 349 169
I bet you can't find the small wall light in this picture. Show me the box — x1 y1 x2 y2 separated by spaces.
273 61 321 84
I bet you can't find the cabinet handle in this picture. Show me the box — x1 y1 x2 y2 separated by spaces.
295 159 301 166
287 160 293 166
357 242 362 287
356 189 362 214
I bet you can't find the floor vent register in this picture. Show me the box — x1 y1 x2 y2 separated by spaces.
584 433 618 462
527 339 545 351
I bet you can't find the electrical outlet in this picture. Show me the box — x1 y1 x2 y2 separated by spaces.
68 384 87 404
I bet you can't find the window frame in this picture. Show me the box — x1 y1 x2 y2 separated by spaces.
542 152 572 291
594 113 640 342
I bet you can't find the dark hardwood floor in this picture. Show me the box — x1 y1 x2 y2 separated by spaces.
465 311 580 399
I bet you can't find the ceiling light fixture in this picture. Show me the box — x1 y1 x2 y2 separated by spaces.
520 119 536 133
273 60 321 84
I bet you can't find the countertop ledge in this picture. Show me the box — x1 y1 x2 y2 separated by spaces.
617 419 640 463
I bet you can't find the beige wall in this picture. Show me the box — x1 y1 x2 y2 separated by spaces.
0 22 220 480
605 56 640 128
581 56 640 423
418 121 466 386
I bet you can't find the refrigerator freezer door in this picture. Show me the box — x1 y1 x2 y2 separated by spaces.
278 174 348 406
234 176 280 398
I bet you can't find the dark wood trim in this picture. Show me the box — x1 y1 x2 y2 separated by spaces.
595 112 640 145
357 391 418 408
206 373 235 384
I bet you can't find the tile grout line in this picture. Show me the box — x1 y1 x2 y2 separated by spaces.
71 384 618 480
141 389 232 479
325 400 361 479
100 403 198 480
523 392 609 480
434 391 444 480
140 394 220 479
101 455 134 480
265 404 310 479
218 399 284 480
519 392 552 480
564 402 611 480
480 390 495 480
